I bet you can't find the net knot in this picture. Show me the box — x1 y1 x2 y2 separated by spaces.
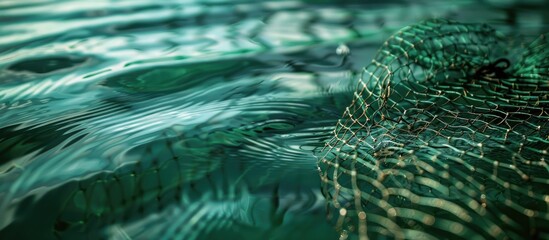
474 58 511 80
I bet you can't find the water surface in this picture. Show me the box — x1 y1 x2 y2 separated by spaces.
0 0 547 239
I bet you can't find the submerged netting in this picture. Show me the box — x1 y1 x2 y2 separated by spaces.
318 19 549 239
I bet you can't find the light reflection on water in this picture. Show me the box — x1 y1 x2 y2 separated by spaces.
0 0 547 239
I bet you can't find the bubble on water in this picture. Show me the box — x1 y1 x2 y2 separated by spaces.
336 44 350 56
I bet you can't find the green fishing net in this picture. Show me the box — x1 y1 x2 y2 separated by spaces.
318 19 549 239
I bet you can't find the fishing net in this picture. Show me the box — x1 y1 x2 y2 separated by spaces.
318 19 549 239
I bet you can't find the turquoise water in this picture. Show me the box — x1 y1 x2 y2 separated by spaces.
0 1 547 239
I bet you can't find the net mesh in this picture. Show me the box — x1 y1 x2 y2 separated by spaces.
318 19 549 239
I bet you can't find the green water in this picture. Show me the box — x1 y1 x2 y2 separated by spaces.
0 0 547 239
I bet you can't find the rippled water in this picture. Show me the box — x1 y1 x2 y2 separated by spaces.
0 0 547 239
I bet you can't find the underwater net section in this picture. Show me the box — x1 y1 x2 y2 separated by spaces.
317 19 549 239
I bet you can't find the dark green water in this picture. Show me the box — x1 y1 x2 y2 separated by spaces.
0 0 547 239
